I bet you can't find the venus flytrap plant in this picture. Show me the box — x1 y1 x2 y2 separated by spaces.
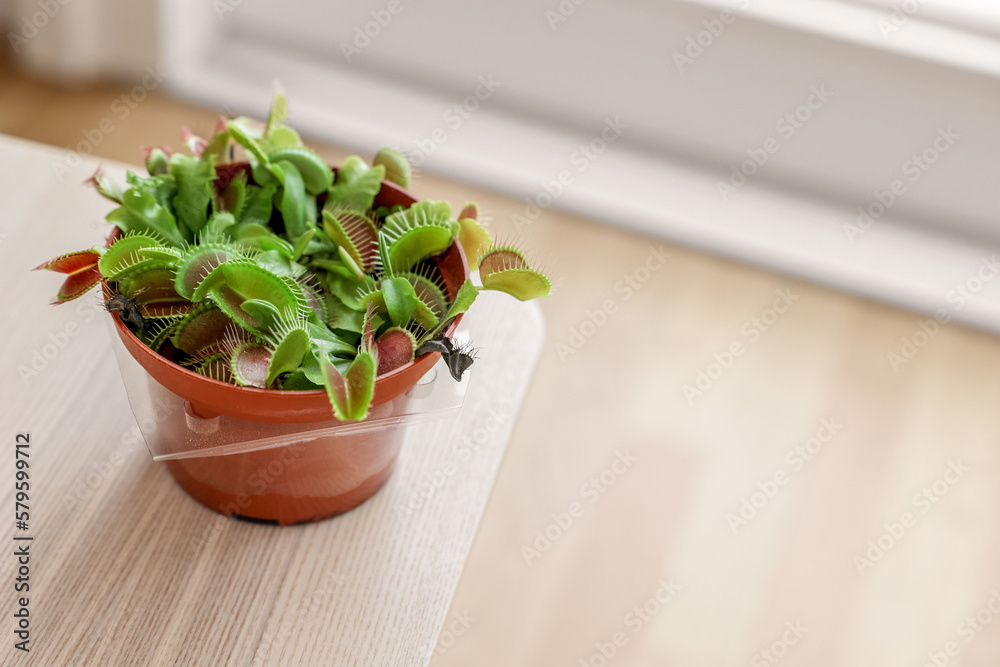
316 305 379 420
321 207 379 279
34 92 551 421
373 147 412 190
455 203 492 267
34 249 104 304
478 242 551 301
86 167 124 204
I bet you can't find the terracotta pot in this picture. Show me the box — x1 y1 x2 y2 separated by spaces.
109 164 468 524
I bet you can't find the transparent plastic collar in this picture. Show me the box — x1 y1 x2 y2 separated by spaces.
105 315 470 460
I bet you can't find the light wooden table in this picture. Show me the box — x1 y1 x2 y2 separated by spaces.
0 135 544 666
5 70 1000 666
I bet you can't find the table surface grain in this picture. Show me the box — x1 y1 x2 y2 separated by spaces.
0 134 545 666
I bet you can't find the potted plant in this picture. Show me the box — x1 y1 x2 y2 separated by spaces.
35 93 550 525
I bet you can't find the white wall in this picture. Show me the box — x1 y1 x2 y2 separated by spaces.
6 0 158 83
156 0 1000 332
11 0 1000 331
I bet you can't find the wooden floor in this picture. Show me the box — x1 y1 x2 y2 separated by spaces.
4 62 1000 666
